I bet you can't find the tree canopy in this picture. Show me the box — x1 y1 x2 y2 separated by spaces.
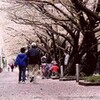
3 0 100 76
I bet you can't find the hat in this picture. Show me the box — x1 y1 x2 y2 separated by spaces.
42 56 46 58
51 60 57 64
31 42 36 46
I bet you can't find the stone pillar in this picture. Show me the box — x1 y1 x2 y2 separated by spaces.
76 64 79 82
60 65 63 78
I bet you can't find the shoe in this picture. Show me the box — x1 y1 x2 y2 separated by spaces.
42 77 44 79
30 77 34 82
22 81 26 84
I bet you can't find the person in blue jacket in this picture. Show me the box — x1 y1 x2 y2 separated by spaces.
15 47 28 83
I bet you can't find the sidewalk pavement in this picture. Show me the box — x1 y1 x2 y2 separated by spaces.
0 67 100 100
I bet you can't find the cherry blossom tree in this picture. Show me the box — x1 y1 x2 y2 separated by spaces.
3 0 100 76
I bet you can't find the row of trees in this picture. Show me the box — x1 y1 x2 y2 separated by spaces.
3 0 100 76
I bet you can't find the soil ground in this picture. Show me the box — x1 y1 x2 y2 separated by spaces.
0 68 100 100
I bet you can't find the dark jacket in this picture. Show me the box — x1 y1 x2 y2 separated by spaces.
15 53 28 67
27 47 41 65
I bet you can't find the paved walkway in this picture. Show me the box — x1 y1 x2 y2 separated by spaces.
0 68 100 100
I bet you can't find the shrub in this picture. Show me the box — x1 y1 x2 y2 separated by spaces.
83 76 100 82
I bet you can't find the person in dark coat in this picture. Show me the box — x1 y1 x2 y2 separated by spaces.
8 59 15 72
27 42 41 82
15 47 28 83
10 64 14 72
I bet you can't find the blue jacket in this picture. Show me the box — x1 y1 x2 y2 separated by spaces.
15 53 28 67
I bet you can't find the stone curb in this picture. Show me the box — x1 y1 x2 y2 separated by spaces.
59 77 76 81
79 80 100 86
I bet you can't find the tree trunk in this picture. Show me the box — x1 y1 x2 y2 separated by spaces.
80 32 98 76
64 32 98 76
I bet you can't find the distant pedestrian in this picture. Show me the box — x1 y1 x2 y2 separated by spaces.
41 55 47 79
49 61 59 78
27 42 41 82
8 59 15 72
62 52 70 71
64 52 70 66
46 53 52 78
7 64 10 72
10 64 14 72
15 47 28 83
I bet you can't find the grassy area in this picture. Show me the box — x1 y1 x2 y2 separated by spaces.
83 75 100 82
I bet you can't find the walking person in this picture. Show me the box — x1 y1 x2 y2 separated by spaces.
10 64 14 72
8 59 15 72
27 42 41 82
15 47 28 83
